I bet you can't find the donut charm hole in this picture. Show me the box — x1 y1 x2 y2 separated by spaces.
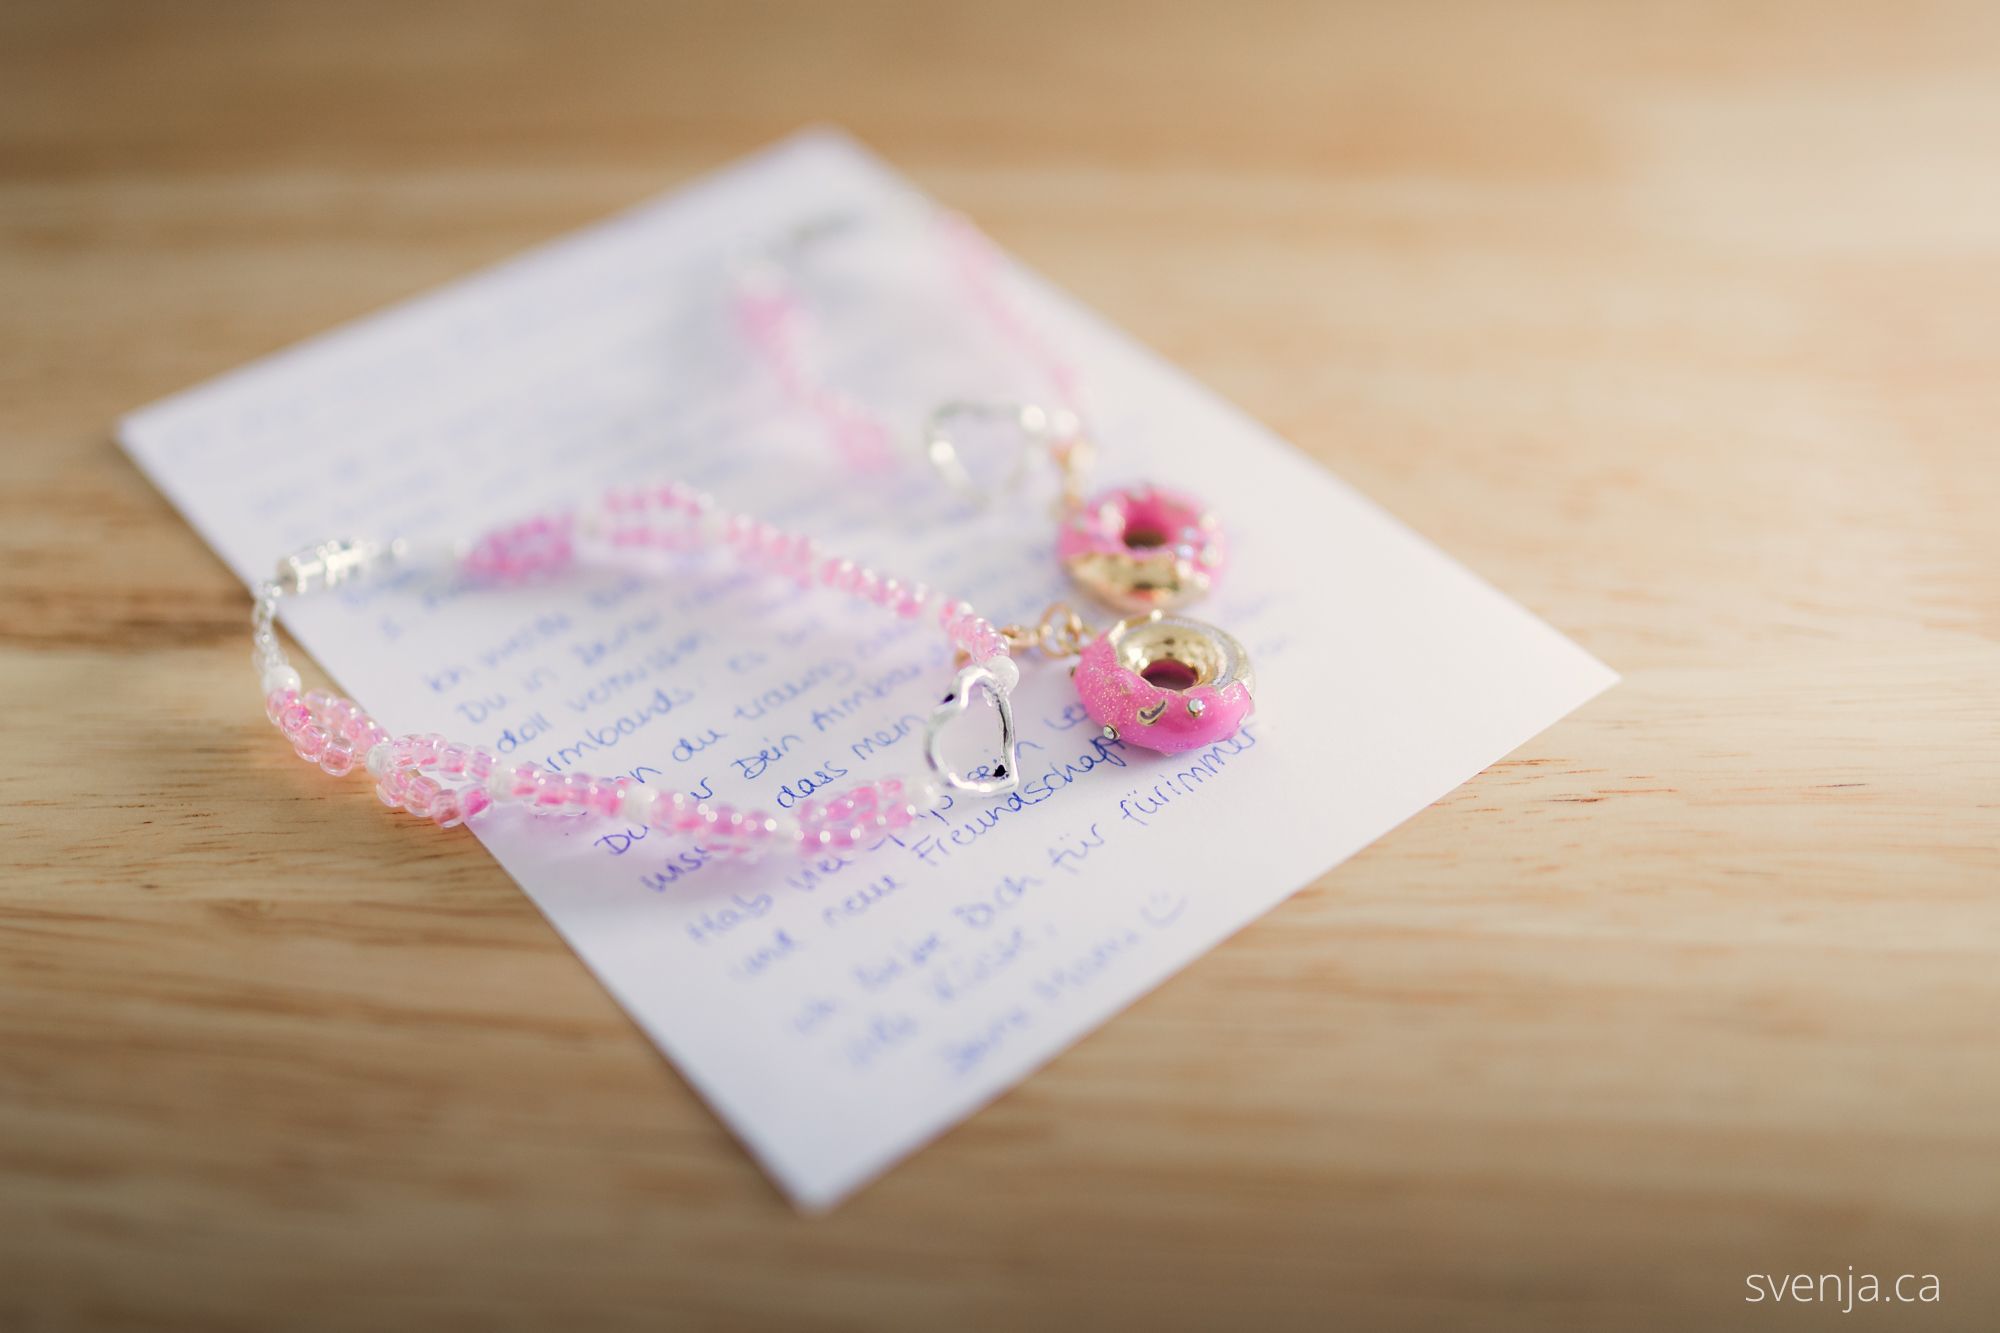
1139 658 1201 691
1057 484 1227 612
1072 612 1255 755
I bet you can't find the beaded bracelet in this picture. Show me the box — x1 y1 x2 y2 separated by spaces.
253 480 1253 859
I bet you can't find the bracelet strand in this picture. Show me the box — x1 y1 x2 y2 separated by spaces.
253 481 1016 857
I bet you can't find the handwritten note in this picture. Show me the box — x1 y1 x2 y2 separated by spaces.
121 130 1616 1209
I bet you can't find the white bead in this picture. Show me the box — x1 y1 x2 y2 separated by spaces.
911 772 945 810
486 770 519 802
620 784 658 822
261 664 302 696
364 742 392 778
982 655 1020 694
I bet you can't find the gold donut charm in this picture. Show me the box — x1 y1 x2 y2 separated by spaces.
1056 484 1226 613
1072 611 1255 755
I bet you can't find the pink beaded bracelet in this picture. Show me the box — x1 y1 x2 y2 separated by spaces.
254 480 1252 859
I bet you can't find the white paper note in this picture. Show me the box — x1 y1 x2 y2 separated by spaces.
121 130 1616 1209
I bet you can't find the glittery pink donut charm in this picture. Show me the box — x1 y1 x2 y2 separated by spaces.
1057 484 1225 612
1073 612 1255 755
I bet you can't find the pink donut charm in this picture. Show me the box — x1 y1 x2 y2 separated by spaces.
1057 484 1226 612
1073 611 1255 755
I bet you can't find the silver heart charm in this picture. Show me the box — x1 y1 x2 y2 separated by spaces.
924 662 1021 796
922 400 1081 510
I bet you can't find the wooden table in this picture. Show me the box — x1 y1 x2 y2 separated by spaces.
5 2 1996 1328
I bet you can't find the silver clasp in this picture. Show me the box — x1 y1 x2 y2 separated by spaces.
277 537 405 594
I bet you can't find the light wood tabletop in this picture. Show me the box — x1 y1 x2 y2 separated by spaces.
4 2 1997 1329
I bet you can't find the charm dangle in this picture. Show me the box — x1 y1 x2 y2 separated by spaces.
1072 611 1255 755
922 402 1227 614
991 603 1258 756
922 400 1089 512
1057 483 1227 613
923 660 1023 797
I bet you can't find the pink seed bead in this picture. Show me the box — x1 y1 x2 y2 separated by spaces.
292 723 328 761
884 802 917 829
559 773 593 807
279 702 313 736
430 790 463 829
465 747 497 780
403 773 442 817
355 720 390 750
535 771 568 807
265 688 297 724
303 688 335 717
319 739 357 777
508 763 541 799
589 778 627 817
459 786 492 822
436 744 468 775
743 811 777 842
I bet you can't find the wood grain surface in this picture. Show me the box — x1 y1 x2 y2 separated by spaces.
3 2 1997 1329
